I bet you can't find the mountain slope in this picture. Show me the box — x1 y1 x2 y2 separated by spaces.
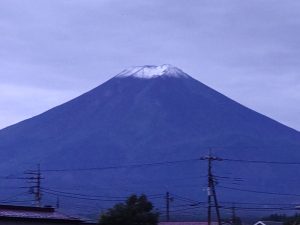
0 64 299 217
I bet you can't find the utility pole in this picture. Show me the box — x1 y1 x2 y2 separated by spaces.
36 164 41 207
231 205 235 225
165 192 173 222
166 192 170 222
231 204 238 225
25 164 43 207
56 196 60 209
201 150 222 225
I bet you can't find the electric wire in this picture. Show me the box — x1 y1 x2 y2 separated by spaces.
41 158 199 172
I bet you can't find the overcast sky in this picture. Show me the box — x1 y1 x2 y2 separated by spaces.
0 0 299 131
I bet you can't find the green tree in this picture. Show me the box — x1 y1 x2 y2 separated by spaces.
285 214 300 225
232 216 242 225
99 194 159 225
262 213 300 225
262 214 287 222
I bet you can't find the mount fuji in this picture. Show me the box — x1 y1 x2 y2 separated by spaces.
0 64 299 218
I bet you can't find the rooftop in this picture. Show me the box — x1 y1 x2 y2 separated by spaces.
159 222 218 225
0 204 81 223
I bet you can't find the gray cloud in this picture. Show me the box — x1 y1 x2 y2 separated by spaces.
0 0 299 130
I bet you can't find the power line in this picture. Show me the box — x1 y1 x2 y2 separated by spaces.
42 187 126 199
42 190 124 202
41 158 199 172
41 187 162 200
218 185 300 197
160 198 300 208
165 205 207 213
0 191 29 203
223 206 297 211
165 203 205 209
222 158 300 165
170 193 201 204
42 188 163 202
161 204 298 214
0 200 33 204
220 201 300 206
213 175 244 181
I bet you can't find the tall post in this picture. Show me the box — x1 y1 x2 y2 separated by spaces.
207 156 212 225
56 196 60 209
166 191 170 222
25 164 43 207
201 150 222 225
36 164 41 207
211 178 222 225
231 204 236 225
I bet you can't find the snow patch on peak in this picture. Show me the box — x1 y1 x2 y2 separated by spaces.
116 64 190 79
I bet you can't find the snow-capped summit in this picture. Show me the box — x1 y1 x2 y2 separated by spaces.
116 64 190 79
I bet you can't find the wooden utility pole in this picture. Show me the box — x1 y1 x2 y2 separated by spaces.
56 196 60 209
201 150 222 225
166 192 170 221
231 204 237 225
166 191 173 221
25 164 43 207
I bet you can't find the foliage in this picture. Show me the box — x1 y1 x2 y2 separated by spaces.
232 216 243 225
285 214 300 225
99 194 159 225
262 213 300 225
262 214 287 222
